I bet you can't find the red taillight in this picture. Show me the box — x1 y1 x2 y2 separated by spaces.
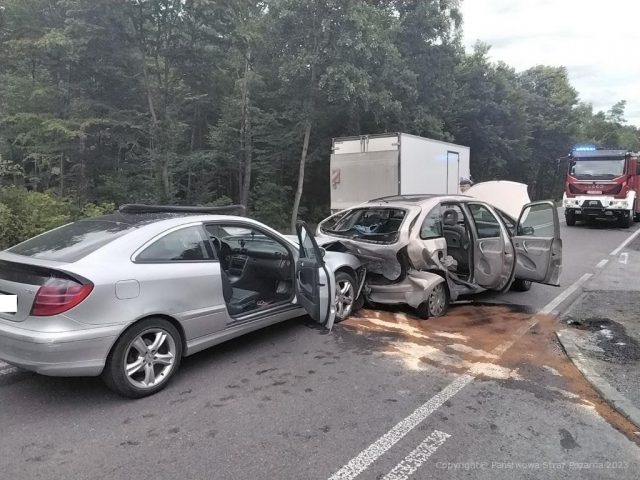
31 278 93 317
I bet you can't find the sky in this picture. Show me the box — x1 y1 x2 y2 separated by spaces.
460 0 640 127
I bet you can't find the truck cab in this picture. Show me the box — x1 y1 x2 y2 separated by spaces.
562 145 639 228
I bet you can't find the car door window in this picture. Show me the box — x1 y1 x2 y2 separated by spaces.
137 226 212 262
420 207 443 239
468 204 502 239
495 209 516 236
518 203 555 237
298 225 319 262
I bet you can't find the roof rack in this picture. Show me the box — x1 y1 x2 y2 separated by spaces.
118 204 246 215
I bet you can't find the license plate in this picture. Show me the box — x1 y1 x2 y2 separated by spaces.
0 293 18 313
586 190 602 194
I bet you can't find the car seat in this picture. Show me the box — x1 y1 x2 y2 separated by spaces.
442 209 470 275
220 268 260 316
211 238 260 316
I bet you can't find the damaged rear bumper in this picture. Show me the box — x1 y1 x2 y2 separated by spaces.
366 270 446 308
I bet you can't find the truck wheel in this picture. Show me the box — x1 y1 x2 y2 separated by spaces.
416 283 449 319
618 213 633 228
565 211 576 226
634 212 640 222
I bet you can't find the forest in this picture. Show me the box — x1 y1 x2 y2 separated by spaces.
1 0 639 248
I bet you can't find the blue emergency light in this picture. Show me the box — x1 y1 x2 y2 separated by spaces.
572 144 597 152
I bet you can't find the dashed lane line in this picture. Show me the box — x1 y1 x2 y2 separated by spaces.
327 375 473 480
381 430 451 480
610 227 640 256
538 273 592 315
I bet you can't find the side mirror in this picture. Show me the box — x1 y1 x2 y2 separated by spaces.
519 226 535 236
319 247 326 258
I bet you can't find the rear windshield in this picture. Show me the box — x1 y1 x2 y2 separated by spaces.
320 208 406 244
7 220 135 262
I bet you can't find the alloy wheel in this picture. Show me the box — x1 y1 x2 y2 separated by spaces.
428 283 447 317
124 328 177 389
335 278 355 320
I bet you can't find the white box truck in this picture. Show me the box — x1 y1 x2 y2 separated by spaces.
330 133 470 212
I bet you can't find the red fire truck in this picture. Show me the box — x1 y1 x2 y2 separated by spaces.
562 145 640 228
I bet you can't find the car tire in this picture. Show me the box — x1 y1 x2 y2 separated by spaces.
363 297 381 310
416 282 449 319
565 211 576 226
334 271 357 323
511 279 532 292
102 318 182 398
618 213 633 228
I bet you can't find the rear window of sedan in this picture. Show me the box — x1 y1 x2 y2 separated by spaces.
7 220 135 262
320 207 406 244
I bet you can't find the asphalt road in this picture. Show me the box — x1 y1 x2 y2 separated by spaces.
1 215 640 480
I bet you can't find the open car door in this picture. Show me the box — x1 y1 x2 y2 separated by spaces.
513 201 562 286
466 203 515 291
295 222 337 329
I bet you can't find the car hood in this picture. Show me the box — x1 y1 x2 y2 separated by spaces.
465 181 530 219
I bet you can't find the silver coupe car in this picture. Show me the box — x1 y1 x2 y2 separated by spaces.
0 205 363 397
317 181 562 318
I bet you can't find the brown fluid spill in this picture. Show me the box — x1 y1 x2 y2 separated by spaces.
341 305 640 445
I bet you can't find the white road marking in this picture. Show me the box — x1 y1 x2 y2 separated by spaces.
327 374 473 480
610 227 640 256
538 273 592 315
619 252 629 264
328 269 599 480
595 259 609 269
381 431 451 480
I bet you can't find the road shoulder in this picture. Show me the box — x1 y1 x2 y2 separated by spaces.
556 241 640 430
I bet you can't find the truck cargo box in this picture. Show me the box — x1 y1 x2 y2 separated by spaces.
330 133 470 212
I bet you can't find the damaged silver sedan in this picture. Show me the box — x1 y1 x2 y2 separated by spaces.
317 182 562 319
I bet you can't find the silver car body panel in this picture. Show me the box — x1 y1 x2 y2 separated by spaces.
0 215 361 376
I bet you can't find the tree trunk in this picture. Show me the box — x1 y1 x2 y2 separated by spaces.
533 162 547 200
240 49 252 209
161 158 170 202
290 59 317 234
290 120 312 233
59 154 64 197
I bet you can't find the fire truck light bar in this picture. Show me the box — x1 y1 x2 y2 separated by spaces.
572 144 597 152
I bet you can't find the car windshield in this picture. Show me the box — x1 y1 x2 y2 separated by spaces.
7 220 135 262
320 208 406 244
571 159 625 180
